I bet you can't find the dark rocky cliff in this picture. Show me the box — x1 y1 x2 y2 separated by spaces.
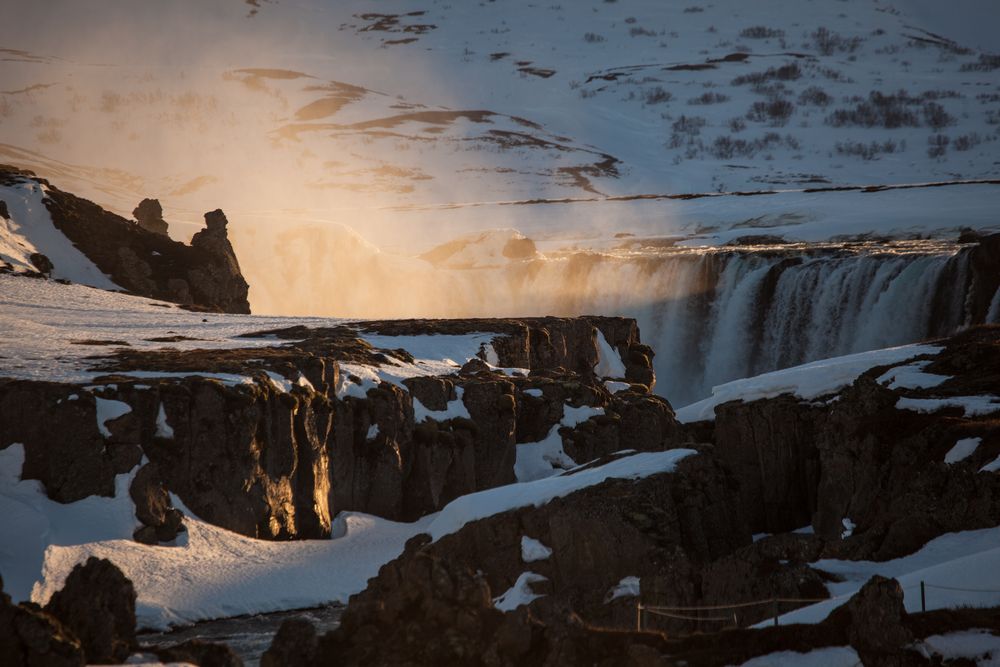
0 316 667 541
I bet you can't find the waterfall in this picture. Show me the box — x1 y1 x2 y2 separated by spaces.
238 225 985 409
500 245 973 407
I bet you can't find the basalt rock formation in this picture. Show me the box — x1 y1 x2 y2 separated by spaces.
0 558 140 667
44 557 138 664
0 165 250 313
0 588 84 667
257 325 1000 664
273 558 998 667
705 325 1000 560
132 198 169 236
0 316 669 540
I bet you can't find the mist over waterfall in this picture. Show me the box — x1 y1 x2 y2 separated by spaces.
236 228 996 408
502 244 977 406
608 248 972 406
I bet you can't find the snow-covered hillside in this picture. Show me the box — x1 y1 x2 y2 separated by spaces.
1 0 998 261
0 178 119 289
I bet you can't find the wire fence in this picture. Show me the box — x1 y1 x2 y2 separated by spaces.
635 580 1000 632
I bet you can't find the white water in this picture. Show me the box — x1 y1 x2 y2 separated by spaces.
229 222 974 407
510 247 968 406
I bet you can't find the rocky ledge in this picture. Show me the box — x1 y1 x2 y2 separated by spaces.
256 324 1000 665
0 314 670 542
0 165 250 313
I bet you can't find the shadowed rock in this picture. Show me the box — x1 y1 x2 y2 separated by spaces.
260 618 318 667
132 198 169 236
0 579 84 667
43 558 136 664
151 639 244 667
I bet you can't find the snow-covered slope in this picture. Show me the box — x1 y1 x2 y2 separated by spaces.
0 178 119 289
759 526 1000 627
675 342 943 422
0 0 997 258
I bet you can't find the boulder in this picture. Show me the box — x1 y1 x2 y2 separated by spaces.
151 639 244 667
29 252 54 275
0 586 84 667
43 557 136 664
825 575 915 666
260 618 318 667
129 462 184 544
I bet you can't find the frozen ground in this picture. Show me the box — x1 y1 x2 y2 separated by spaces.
0 271 498 385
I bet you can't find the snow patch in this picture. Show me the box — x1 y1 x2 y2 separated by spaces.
520 536 552 563
0 181 120 290
922 629 1000 663
513 403 603 482
980 455 1000 473
736 646 861 667
876 360 950 390
676 344 944 423
493 572 547 612
482 342 500 367
896 395 1000 417
767 526 1000 626
31 499 433 630
429 449 697 541
413 387 472 423
594 330 627 379
155 404 174 439
944 437 981 464
0 444 140 603
605 576 640 602
95 397 132 437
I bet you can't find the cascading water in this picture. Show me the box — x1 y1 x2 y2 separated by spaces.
503 242 976 407
238 226 996 409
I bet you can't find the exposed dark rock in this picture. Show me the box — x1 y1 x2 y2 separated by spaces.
260 618 319 667
963 233 1000 325
459 357 492 375
129 462 184 543
0 588 84 667
29 252 54 275
0 381 140 502
697 324 1000 561
712 395 823 534
132 198 169 236
502 235 537 260
44 557 137 664
0 199 9 219
826 576 916 665
727 234 788 246
151 639 244 667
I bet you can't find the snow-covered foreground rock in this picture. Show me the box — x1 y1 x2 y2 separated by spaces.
2 273 1000 664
